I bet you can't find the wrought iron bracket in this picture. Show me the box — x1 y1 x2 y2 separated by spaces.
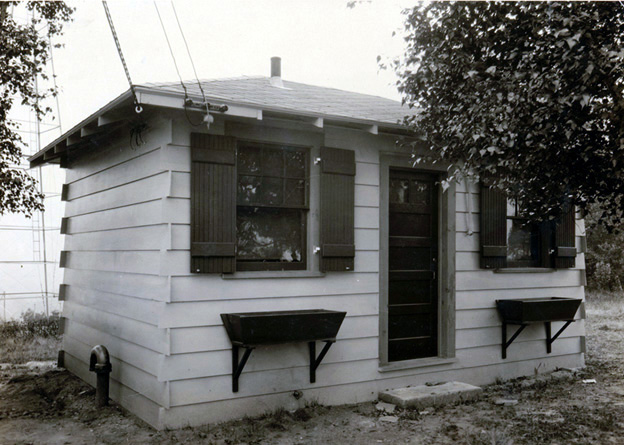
502 322 528 359
309 340 335 383
501 320 575 359
231 345 254 393
545 320 574 354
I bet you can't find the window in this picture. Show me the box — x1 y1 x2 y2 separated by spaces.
190 133 355 274
479 183 576 270
236 142 309 270
506 198 541 267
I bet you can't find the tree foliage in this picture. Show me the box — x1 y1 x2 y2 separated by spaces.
394 2 624 227
0 1 73 216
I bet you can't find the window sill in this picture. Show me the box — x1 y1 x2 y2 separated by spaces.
222 271 326 280
494 268 556 274
378 357 457 373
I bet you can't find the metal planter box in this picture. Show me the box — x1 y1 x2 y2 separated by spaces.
221 309 347 346
221 309 347 392
496 297 582 324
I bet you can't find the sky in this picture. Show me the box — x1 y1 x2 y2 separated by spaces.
37 0 413 143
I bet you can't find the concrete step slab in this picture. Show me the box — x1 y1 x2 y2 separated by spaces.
379 381 483 409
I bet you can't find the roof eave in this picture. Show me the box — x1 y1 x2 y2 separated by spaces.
29 89 135 167
31 85 414 168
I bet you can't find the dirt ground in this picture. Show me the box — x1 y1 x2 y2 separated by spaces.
0 297 623 445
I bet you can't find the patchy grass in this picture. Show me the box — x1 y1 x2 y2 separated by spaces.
0 310 61 364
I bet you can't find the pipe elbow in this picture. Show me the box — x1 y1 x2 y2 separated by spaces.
89 345 112 374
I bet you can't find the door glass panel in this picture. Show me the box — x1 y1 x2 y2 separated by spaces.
411 180 430 206
390 179 409 204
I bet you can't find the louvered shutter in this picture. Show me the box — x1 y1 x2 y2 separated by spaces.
190 133 237 274
554 206 576 268
320 147 355 272
479 183 507 269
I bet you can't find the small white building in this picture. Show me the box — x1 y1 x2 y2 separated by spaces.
30 59 586 429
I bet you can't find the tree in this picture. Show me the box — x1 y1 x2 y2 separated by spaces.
392 2 624 227
0 1 73 216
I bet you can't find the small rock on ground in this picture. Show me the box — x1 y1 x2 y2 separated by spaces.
379 416 399 423
375 401 396 414
494 398 518 406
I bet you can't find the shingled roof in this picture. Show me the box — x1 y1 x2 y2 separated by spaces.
30 65 415 167
141 76 412 125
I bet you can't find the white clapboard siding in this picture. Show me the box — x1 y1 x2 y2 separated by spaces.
67 199 164 234
65 118 172 183
456 322 584 350
64 318 162 377
63 334 167 406
63 352 161 428
355 162 381 186
169 359 380 406
65 172 169 217
169 314 378 354
63 268 169 301
64 284 163 325
67 148 165 200
63 301 167 353
455 191 480 213
168 335 579 407
160 352 581 428
457 269 583 291
160 294 378 328
456 213 480 234
64 225 167 251
161 337 378 381
64 250 161 277
456 308 582 330
169 273 379 302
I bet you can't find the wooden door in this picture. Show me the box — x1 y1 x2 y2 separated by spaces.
388 169 438 361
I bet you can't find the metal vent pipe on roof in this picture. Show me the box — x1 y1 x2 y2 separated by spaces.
270 57 285 88
271 57 281 78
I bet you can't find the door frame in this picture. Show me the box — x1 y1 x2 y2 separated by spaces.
378 153 456 369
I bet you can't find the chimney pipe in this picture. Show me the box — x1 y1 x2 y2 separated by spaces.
271 57 281 78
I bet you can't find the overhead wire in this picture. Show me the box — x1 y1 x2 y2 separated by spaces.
154 1 206 126
102 1 142 114
170 1 207 106
154 1 188 101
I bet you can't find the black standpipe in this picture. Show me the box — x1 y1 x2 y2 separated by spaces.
89 345 112 407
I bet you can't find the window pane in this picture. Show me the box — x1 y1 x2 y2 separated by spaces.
285 150 306 178
284 179 306 206
390 179 409 204
259 177 283 205
262 147 284 176
237 207 304 262
507 219 536 266
238 175 261 205
507 199 517 217
238 145 261 173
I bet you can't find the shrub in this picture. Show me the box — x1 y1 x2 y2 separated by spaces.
585 205 624 291
0 309 61 341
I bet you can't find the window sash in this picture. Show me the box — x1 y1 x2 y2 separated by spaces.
236 142 309 270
